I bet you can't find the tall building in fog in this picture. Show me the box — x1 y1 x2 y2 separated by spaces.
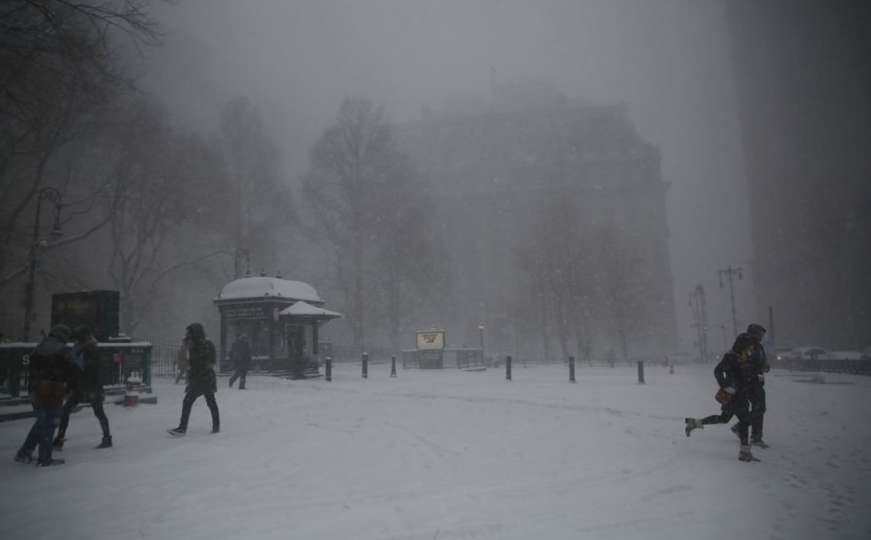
400 83 677 357
725 1 871 349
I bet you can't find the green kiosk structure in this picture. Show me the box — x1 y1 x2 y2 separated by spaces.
214 276 342 378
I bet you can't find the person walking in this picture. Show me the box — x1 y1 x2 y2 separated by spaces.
53 326 112 450
743 323 770 448
684 333 759 462
175 336 190 384
228 334 251 389
168 323 219 436
14 325 75 466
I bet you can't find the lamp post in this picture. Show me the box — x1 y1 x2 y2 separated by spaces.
718 265 743 338
478 323 485 361
22 187 63 341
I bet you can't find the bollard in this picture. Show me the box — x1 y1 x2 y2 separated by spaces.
402 354 407 370
390 355 397 378
506 355 512 381
362 352 369 379
569 355 576 383
637 360 645 384
325 356 332 382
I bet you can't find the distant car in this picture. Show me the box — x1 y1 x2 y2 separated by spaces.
790 346 828 361
773 347 795 362
826 350 864 361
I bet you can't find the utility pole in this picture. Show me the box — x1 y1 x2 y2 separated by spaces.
718 265 743 337
689 284 709 362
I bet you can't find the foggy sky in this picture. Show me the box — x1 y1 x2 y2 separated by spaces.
141 0 755 351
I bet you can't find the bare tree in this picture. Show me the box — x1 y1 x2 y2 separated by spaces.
0 0 162 330
104 98 231 334
304 97 444 354
374 182 451 353
218 96 295 277
597 223 649 362
515 188 598 362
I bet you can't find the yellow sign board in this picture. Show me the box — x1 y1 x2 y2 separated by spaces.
416 330 446 350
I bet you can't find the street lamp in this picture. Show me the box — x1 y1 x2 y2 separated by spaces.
478 323 485 359
22 187 63 341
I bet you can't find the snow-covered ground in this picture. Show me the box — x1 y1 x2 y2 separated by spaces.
2 364 870 540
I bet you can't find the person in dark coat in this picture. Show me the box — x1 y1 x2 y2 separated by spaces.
744 323 770 447
228 334 251 389
684 333 758 461
15 325 75 466
53 326 112 450
168 323 219 436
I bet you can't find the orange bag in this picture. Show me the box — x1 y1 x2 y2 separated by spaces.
714 388 733 405
33 380 66 408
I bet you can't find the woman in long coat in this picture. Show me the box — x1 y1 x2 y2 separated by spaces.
168 323 219 436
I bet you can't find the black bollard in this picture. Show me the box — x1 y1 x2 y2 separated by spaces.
362 352 369 379
506 355 512 381
325 356 332 382
390 355 397 378
569 355 576 383
637 360 645 384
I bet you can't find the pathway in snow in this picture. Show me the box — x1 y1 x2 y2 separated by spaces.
1 365 869 540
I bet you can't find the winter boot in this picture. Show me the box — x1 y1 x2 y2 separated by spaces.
167 427 186 437
14 450 33 464
738 444 758 462
36 458 65 467
52 434 65 450
96 436 113 449
751 437 769 449
684 418 703 437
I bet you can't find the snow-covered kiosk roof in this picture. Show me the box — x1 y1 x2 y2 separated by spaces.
279 301 343 320
215 276 323 305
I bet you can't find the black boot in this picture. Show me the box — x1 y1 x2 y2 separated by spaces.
168 427 186 437
96 436 112 449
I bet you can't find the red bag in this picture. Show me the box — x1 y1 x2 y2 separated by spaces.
714 388 733 405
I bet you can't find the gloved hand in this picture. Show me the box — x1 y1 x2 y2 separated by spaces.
757 373 765 383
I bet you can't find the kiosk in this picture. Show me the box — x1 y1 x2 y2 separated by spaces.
214 276 341 375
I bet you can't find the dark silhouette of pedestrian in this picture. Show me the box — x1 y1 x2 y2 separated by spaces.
684 333 758 461
54 326 112 450
15 325 75 466
228 334 251 389
168 323 219 436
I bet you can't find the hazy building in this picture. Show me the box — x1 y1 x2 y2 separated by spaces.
725 1 871 349
399 82 677 357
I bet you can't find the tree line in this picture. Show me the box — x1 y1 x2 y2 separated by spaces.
1 1 652 360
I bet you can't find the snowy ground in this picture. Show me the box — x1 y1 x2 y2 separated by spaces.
1 364 870 540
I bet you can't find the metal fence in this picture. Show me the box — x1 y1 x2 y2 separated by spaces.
151 342 180 378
